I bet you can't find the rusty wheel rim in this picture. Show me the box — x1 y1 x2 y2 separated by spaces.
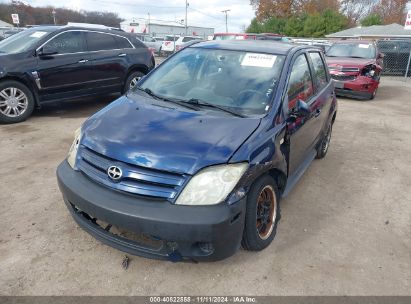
256 185 276 240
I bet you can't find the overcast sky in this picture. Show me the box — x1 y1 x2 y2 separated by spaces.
5 0 256 32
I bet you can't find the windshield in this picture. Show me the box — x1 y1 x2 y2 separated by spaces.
0 28 54 54
139 47 285 116
326 43 376 59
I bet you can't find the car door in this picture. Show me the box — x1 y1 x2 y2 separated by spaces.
85 31 132 92
285 52 322 176
307 51 333 142
35 30 94 101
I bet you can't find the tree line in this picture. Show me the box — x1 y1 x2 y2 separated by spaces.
0 1 123 28
247 0 409 37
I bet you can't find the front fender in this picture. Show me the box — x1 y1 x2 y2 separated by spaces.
229 117 288 194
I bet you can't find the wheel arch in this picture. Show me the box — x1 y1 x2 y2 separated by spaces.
125 64 150 80
267 168 287 195
0 75 40 107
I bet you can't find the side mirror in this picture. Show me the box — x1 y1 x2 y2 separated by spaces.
296 99 310 117
378 53 385 59
38 45 58 57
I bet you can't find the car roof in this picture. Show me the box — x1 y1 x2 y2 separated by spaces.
23 25 126 35
191 40 305 55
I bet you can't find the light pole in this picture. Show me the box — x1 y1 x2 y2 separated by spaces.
221 9 230 33
52 9 56 25
185 1 189 35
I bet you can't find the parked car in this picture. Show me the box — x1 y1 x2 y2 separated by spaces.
133 34 162 53
255 33 290 42
377 39 411 76
325 40 383 100
175 39 205 51
0 24 155 123
57 40 337 262
1 28 25 39
161 35 202 55
159 35 179 55
212 33 258 40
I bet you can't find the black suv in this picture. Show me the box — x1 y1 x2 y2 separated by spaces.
0 25 155 123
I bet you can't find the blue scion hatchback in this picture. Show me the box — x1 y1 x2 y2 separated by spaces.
57 40 337 262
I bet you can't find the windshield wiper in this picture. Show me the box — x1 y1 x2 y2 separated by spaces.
186 98 245 118
135 87 161 99
135 87 199 111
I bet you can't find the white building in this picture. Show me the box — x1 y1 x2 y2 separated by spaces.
120 18 214 39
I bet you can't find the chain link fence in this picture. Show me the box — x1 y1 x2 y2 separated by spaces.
378 40 411 81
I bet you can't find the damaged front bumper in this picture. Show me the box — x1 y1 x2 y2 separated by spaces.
332 73 380 100
57 160 246 262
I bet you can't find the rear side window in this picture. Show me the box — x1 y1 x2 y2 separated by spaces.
182 37 195 42
86 32 117 51
309 52 328 91
45 31 86 54
114 36 133 49
286 54 314 110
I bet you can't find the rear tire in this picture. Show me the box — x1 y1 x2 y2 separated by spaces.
316 123 332 159
123 71 145 93
0 80 35 124
242 175 281 251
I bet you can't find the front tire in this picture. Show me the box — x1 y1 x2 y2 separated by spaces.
242 175 281 251
369 88 378 100
0 80 35 124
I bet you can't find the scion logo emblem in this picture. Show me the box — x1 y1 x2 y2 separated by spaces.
107 166 122 181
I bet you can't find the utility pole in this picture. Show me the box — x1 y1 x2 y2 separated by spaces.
52 9 56 25
185 1 189 35
221 9 230 33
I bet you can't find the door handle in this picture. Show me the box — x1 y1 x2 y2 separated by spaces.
118 53 127 57
78 59 88 63
314 108 322 117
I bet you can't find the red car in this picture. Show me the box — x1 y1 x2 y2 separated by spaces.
325 40 384 100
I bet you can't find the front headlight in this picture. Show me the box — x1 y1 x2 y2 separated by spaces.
67 127 82 169
175 163 248 206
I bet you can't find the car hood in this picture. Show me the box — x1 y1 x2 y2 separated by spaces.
81 93 261 175
325 56 375 68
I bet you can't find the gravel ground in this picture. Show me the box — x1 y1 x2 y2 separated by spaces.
0 77 410 295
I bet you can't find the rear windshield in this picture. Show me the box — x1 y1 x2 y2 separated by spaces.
165 36 178 41
326 43 376 59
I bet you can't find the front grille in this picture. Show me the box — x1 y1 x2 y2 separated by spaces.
331 74 356 81
328 66 360 73
77 147 187 201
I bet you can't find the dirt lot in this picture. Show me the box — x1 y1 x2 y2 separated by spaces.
0 78 410 296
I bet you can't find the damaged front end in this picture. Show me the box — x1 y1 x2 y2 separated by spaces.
329 63 381 100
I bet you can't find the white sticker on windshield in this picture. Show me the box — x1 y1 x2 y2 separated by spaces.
359 44 370 49
241 53 277 68
30 31 48 38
